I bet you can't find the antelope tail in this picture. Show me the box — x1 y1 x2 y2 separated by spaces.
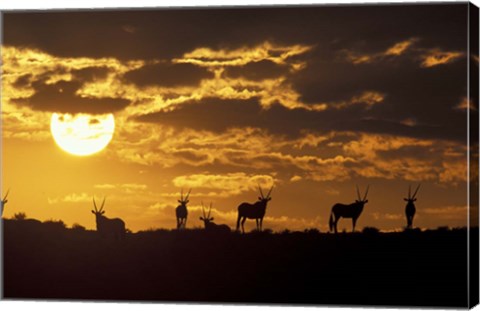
329 212 334 232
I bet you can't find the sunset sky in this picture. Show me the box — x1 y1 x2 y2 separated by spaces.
1 3 477 232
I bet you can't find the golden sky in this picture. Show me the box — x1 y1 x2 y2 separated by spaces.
1 4 477 232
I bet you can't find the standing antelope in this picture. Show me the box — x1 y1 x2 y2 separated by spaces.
404 184 420 229
236 185 273 233
1 189 9 217
329 185 370 233
200 202 231 233
176 188 191 229
91 196 126 240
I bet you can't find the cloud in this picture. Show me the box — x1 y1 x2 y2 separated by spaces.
342 38 418 64
94 183 148 191
2 46 142 114
372 212 402 221
420 49 463 68
14 79 130 114
454 97 476 111
172 173 275 197
124 62 214 88
290 175 302 182
423 205 467 220
48 192 91 204
224 60 290 81
173 41 312 69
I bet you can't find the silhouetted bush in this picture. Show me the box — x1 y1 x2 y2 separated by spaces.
13 212 27 220
1 217 470 307
71 223 86 231
304 228 320 235
437 226 450 232
44 219 66 229
362 226 380 235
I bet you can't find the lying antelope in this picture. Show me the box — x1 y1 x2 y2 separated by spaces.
329 185 369 233
200 202 231 233
236 185 273 233
176 188 191 229
91 196 126 240
1 189 9 217
404 184 420 229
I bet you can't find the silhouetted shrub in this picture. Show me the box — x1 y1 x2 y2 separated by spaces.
437 226 450 232
13 212 27 220
71 223 86 231
362 227 380 235
304 228 320 235
43 219 66 230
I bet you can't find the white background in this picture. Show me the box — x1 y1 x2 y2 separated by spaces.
0 0 479 311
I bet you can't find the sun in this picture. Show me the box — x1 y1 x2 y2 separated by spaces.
50 113 115 156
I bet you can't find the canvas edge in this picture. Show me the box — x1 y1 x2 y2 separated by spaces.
468 1 480 309
0 8 4 302
0 1 477 309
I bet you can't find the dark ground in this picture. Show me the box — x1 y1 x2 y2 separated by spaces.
1 218 474 307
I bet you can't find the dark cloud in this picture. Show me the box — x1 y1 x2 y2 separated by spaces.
14 80 129 114
3 4 467 60
290 49 468 141
224 60 289 81
136 96 465 141
72 67 110 82
137 97 260 132
12 74 33 88
4 4 470 140
124 62 213 87
172 150 210 163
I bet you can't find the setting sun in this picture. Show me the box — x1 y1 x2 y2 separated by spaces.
50 113 115 156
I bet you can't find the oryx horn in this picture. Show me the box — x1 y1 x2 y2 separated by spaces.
412 184 421 200
93 196 98 212
100 197 106 212
266 186 274 199
363 185 370 201
185 188 192 201
258 184 265 199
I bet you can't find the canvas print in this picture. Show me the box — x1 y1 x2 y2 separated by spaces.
1 2 479 308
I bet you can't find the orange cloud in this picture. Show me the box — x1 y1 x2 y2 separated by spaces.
173 41 313 69
454 97 476 111
342 38 417 64
423 205 467 220
172 173 275 196
384 39 417 56
420 49 463 68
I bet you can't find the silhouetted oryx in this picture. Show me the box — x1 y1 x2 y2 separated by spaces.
176 188 191 229
91 196 126 240
329 185 369 233
200 202 231 233
404 184 420 229
236 185 273 233
1 189 9 217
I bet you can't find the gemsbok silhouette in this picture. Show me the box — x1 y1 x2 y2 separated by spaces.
329 185 369 233
1 189 9 217
200 202 231 233
236 185 273 233
91 196 126 240
404 184 420 229
176 188 191 229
